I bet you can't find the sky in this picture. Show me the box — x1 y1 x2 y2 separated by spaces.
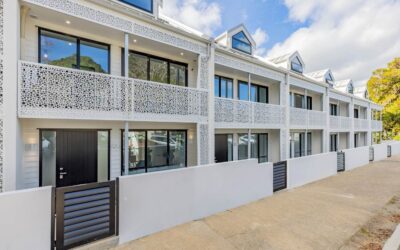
160 0 400 87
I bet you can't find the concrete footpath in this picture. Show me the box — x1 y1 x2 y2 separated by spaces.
115 155 400 250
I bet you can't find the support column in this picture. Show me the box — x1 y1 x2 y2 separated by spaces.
322 88 330 153
304 129 308 156
380 111 383 143
207 45 215 164
3 0 21 191
367 103 372 146
247 129 251 159
280 73 290 161
349 98 355 148
123 33 130 175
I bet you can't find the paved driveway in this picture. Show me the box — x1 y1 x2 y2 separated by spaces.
115 155 400 250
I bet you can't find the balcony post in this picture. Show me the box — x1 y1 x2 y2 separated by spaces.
367 103 372 146
322 87 329 153
248 129 251 159
349 97 355 148
248 73 251 101
281 73 290 160
123 33 129 176
380 111 383 143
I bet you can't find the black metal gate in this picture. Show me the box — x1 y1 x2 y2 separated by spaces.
369 147 374 161
337 152 345 172
273 161 287 192
53 181 118 249
388 145 392 157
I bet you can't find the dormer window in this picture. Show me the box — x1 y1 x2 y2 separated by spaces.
232 32 252 54
347 84 354 94
291 57 303 73
119 0 153 13
326 73 334 86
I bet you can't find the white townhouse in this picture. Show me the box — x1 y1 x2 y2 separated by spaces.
0 0 383 192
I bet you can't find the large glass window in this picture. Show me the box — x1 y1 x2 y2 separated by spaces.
39 29 110 73
330 134 338 152
122 130 187 174
232 31 252 54
238 134 249 160
251 133 268 163
293 93 304 108
306 96 312 110
348 84 354 94
238 81 249 101
214 75 233 98
354 109 359 118
330 104 338 116
290 132 311 158
127 51 188 86
119 0 153 13
41 131 56 187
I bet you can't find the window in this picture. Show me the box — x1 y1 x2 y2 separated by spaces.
125 51 188 86
326 74 334 86
119 0 153 13
122 130 187 174
238 134 249 160
293 93 304 108
238 81 249 101
306 96 312 110
215 134 233 163
354 109 359 118
291 57 303 73
232 31 252 54
214 75 233 98
251 133 268 163
330 134 338 152
239 81 269 103
330 104 338 116
290 132 312 158
354 134 359 148
39 29 110 73
348 84 354 94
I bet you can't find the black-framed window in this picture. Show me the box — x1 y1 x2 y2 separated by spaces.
214 134 233 163
330 104 338 116
214 75 233 98
123 50 188 87
232 31 252 54
348 84 354 94
306 96 312 110
119 0 153 13
290 132 312 158
330 134 338 152
121 130 187 175
39 28 110 73
238 134 248 160
239 81 269 103
291 57 303 73
251 133 268 163
325 74 334 86
292 93 304 108
354 109 359 118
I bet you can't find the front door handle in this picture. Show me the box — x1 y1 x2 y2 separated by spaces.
59 171 67 179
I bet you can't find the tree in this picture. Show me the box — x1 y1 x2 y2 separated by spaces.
367 58 400 140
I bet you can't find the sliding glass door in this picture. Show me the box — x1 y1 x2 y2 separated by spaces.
122 130 187 175
251 134 268 163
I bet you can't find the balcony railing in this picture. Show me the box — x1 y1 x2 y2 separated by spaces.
354 118 369 131
290 107 326 129
371 120 383 131
214 98 285 128
329 116 352 131
18 61 208 122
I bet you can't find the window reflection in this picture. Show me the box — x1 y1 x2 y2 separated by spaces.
119 0 152 13
238 134 248 160
169 131 186 168
150 58 168 84
238 81 249 101
232 31 252 54
80 40 109 73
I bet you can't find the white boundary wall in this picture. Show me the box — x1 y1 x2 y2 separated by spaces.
342 146 370 171
287 152 337 189
0 187 52 250
389 141 400 156
118 160 273 244
372 143 388 162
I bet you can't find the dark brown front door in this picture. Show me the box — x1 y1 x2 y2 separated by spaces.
56 131 98 187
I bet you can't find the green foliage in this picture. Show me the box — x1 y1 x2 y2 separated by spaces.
49 55 106 73
368 58 400 140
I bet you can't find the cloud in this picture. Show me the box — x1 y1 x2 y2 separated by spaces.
160 0 222 36
267 0 400 86
252 28 269 56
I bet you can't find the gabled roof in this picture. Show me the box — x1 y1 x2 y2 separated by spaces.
215 24 256 46
306 69 334 83
267 51 305 71
354 86 369 99
334 79 353 93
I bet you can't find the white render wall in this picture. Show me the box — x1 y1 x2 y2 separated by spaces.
390 142 400 155
118 159 273 244
0 186 52 250
342 146 370 171
372 143 388 162
287 152 337 189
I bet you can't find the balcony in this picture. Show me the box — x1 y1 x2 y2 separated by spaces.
18 61 208 123
354 118 369 131
329 116 352 131
371 120 383 131
214 98 285 129
290 108 327 129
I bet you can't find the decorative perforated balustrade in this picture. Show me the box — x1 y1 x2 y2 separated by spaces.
289 107 327 129
371 120 383 131
214 97 286 129
18 61 208 123
329 116 352 131
354 118 370 131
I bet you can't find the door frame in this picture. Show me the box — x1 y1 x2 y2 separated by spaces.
38 129 111 187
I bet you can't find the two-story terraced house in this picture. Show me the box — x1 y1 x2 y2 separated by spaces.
0 0 383 192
